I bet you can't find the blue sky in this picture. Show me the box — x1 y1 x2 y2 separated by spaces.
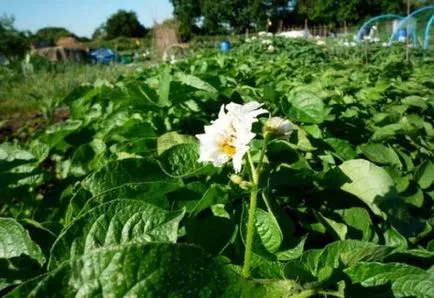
1 0 174 37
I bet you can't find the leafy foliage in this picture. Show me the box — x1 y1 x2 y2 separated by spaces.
0 15 30 60
170 0 425 39
33 27 75 45
1 37 433 296
103 9 148 40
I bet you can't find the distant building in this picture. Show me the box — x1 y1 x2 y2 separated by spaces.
31 37 89 62
33 40 52 49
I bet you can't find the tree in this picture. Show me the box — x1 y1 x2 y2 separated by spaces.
92 23 107 40
105 10 147 39
0 15 30 60
34 27 74 45
296 0 339 24
170 0 432 39
170 0 201 41
201 0 225 34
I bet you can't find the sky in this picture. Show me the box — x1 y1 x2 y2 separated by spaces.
1 0 174 37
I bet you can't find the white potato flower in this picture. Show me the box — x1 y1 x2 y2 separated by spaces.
267 45 275 52
262 39 273 45
264 117 293 137
196 102 268 173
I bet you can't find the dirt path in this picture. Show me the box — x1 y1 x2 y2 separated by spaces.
0 107 70 143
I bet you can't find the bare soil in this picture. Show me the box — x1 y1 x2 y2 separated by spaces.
0 107 70 143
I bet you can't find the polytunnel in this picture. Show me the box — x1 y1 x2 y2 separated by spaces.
356 14 404 45
423 14 434 50
388 5 434 49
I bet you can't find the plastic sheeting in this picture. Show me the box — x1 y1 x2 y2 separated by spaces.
90 48 116 65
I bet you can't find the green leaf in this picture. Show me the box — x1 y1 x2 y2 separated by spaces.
345 262 434 298
266 140 299 164
415 160 434 190
0 218 45 265
9 243 301 298
49 200 185 270
159 143 207 177
315 241 382 275
402 95 428 109
359 144 402 168
286 91 324 124
190 184 229 216
157 131 197 155
401 184 424 208
0 218 45 290
296 240 396 282
175 72 218 93
283 248 323 282
0 143 35 173
242 205 283 255
302 124 322 139
66 158 181 222
124 81 162 108
249 252 285 279
337 207 375 241
383 226 408 249
371 123 404 141
385 248 434 265
81 158 175 196
185 215 236 256
255 207 284 254
324 159 397 217
315 211 348 240
427 240 434 252
275 236 307 261
325 138 357 160
158 65 171 107
39 120 82 148
295 128 316 151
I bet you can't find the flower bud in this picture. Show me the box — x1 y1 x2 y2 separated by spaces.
230 174 244 185
264 117 293 137
240 181 253 190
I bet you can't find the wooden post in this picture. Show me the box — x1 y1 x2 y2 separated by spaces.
406 0 410 63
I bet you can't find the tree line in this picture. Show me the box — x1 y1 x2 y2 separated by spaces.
0 10 149 60
170 0 432 40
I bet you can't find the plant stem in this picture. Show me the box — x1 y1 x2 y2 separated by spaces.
246 151 258 184
256 133 270 176
242 185 258 278
242 137 271 278
292 289 319 298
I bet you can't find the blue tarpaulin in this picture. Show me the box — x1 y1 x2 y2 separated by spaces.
90 48 116 64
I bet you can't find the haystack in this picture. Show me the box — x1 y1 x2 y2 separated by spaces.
152 20 181 58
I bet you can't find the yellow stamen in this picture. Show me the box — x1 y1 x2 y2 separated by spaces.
222 142 236 156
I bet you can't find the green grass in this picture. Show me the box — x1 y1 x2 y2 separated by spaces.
0 62 152 119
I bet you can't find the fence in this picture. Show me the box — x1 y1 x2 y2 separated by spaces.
281 24 358 37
